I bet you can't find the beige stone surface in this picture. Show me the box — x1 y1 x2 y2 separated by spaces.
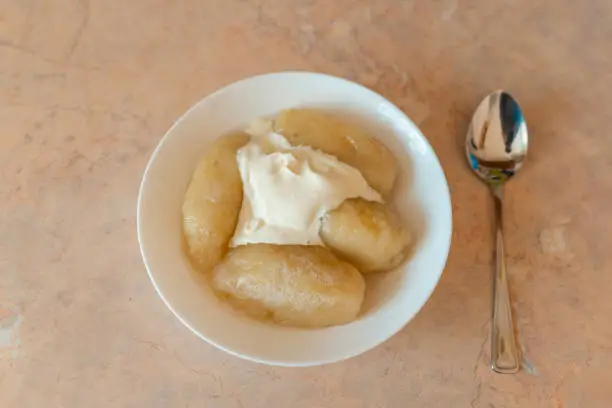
1 0 612 407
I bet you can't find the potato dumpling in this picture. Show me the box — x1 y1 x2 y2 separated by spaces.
212 244 365 328
182 133 250 272
273 109 398 196
320 199 409 274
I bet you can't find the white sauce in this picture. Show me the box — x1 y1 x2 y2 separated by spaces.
230 120 382 247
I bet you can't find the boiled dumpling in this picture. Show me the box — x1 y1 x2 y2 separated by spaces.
320 198 409 274
273 109 398 196
182 133 250 272
212 244 365 328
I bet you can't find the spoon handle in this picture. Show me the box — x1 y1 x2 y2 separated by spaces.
490 187 520 373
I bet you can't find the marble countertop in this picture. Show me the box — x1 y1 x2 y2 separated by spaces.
2 1 612 407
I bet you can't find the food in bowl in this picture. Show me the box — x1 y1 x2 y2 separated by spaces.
181 109 411 328
230 118 383 247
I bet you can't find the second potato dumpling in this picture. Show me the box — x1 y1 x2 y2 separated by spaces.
274 109 398 197
320 199 409 274
212 244 365 328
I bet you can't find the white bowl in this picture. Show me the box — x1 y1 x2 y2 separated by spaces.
137 72 452 366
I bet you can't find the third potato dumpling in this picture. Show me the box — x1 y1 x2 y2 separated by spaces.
212 244 365 328
273 109 399 196
320 199 409 274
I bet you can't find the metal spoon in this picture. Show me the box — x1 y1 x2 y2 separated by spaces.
465 90 528 373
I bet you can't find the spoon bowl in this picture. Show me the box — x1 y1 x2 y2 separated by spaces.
466 90 528 185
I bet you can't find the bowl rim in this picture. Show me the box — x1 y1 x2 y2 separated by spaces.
137 71 453 366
